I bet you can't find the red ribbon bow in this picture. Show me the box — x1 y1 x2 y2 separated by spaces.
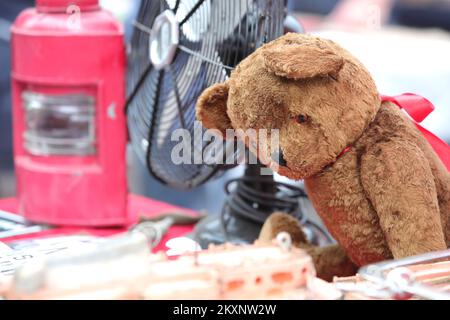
381 93 450 171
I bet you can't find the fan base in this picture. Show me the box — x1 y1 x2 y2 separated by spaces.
190 164 332 248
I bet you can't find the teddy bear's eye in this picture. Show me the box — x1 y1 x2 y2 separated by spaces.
294 114 308 124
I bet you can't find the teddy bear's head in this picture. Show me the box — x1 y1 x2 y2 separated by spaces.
196 33 380 179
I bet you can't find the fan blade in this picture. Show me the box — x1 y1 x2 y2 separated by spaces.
179 0 207 26
147 49 224 188
128 68 163 165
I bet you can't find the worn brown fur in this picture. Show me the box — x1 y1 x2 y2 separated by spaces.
196 33 450 278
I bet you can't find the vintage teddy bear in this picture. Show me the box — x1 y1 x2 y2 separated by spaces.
196 33 450 280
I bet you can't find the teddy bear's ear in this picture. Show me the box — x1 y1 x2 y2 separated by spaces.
196 82 231 137
261 38 344 80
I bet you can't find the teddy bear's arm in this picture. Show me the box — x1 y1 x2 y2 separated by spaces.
360 139 447 259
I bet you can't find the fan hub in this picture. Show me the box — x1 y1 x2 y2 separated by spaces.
149 10 179 70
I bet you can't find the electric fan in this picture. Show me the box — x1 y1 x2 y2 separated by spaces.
126 0 331 247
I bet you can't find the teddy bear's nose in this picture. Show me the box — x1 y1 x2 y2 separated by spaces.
271 150 287 167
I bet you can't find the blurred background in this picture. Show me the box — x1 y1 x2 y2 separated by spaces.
1 0 450 217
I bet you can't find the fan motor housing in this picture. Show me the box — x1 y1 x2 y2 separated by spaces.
11 0 128 226
149 10 179 70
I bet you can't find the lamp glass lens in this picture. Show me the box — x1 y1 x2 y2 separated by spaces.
22 91 95 156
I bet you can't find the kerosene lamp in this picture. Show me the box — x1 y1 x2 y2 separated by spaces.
11 0 128 226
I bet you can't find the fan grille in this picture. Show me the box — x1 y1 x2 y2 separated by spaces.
127 0 285 189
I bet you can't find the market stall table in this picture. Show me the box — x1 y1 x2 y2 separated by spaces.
0 194 198 252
